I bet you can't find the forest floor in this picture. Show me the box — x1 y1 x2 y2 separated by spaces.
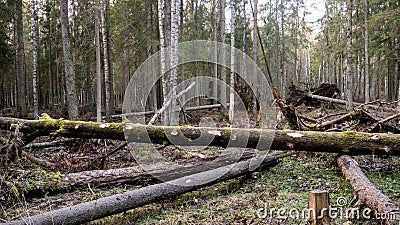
2 146 399 224
1 104 400 224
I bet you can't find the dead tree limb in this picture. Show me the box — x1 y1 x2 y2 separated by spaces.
1 115 400 156
21 151 55 169
148 82 196 125
306 93 397 112
10 151 259 198
337 155 400 224
5 151 293 225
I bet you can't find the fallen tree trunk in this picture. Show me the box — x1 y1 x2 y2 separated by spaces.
1 114 400 155
11 151 257 197
306 93 397 112
337 155 400 224
5 151 293 225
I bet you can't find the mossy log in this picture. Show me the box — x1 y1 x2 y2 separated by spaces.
9 151 258 198
4 152 292 225
337 155 400 224
1 114 400 155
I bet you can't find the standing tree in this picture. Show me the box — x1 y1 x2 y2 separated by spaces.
252 0 258 112
219 0 227 108
364 0 370 103
95 0 102 122
16 0 27 118
229 0 236 124
101 0 112 122
169 0 180 125
346 0 354 111
60 0 78 120
31 0 39 120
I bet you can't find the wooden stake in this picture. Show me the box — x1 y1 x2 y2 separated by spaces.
308 190 330 225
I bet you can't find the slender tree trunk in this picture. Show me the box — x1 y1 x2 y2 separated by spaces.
346 0 354 111
364 0 371 102
105 1 114 115
101 0 111 122
253 0 259 112
16 0 27 118
95 0 102 122
280 0 286 95
31 0 39 120
169 0 179 125
229 0 236 124
60 0 79 120
163 0 171 125
219 0 226 109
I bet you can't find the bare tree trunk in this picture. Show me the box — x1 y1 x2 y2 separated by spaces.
31 0 39 120
101 0 111 122
60 0 78 120
219 0 227 109
364 0 370 103
229 0 236 124
280 0 286 95
169 0 179 125
253 0 259 112
95 0 102 122
16 0 27 118
346 0 354 111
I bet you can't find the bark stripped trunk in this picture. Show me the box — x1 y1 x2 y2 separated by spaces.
60 0 78 120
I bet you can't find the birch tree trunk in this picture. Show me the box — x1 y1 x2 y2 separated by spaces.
16 0 27 118
60 0 79 120
95 0 102 122
346 0 354 111
364 0 370 103
229 0 236 124
169 0 180 125
31 0 39 120
101 0 111 122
